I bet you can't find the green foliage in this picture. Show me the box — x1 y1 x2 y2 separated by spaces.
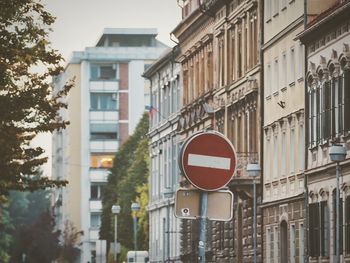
136 182 149 250
59 220 83 263
0 0 73 196
100 113 150 251
0 201 13 263
20 211 61 263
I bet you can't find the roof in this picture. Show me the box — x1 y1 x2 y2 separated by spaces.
298 1 350 43
101 28 158 36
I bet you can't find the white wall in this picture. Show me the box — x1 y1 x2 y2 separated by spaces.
128 60 146 134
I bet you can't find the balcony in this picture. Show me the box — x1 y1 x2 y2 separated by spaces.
89 229 99 240
90 111 119 121
90 169 108 182
90 200 102 212
90 80 119 92
90 140 119 152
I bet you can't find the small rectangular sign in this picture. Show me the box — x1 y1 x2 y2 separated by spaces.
174 188 233 221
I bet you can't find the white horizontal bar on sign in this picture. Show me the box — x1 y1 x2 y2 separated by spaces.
188 154 231 170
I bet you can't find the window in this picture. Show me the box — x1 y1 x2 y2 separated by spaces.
289 225 296 263
307 68 350 147
298 124 304 171
90 93 117 111
274 59 279 93
298 43 303 79
290 128 295 174
346 196 350 255
309 202 320 257
281 131 286 176
282 53 287 88
273 0 279 16
273 226 278 262
267 228 273 262
266 64 272 96
281 0 287 10
265 0 271 22
90 123 118 140
290 48 295 84
90 184 104 200
299 223 305 262
90 213 101 228
333 193 343 255
265 137 271 181
320 201 329 256
273 133 278 178
90 154 114 168
90 64 117 80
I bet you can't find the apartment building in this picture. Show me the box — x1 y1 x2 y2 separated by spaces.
299 1 350 262
262 0 307 262
143 47 182 262
173 0 262 261
51 28 167 263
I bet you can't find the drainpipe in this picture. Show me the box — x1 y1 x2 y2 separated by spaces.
303 0 309 262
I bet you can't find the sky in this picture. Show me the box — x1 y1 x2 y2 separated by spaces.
44 0 182 61
35 0 182 177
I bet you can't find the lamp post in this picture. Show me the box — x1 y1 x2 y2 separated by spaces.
131 202 140 259
247 163 261 263
111 205 120 263
163 187 174 262
329 145 347 263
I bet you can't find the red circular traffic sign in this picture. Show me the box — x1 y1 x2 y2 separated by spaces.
179 131 237 191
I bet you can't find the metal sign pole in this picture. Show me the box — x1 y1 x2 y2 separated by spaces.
198 191 208 263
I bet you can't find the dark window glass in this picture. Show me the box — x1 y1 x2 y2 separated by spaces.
309 202 320 257
343 69 350 132
333 193 343 255
320 201 329 256
345 196 350 255
91 185 99 199
90 93 117 110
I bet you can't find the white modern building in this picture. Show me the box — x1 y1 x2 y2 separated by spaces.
143 47 182 262
52 28 167 263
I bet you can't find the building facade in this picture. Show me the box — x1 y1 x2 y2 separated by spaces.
262 1 307 262
143 47 183 263
51 28 167 263
173 0 262 262
299 1 350 262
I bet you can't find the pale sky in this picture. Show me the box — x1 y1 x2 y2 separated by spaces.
44 0 182 61
35 0 182 177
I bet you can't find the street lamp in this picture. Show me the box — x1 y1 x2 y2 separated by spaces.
111 205 121 263
163 187 174 262
131 202 140 259
329 144 347 263
247 163 261 263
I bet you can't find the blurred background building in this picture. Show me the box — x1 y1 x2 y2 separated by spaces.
51 28 167 263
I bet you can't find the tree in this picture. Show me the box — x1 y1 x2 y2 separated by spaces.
0 0 72 196
0 201 12 263
59 220 83 263
135 182 149 251
100 113 149 252
20 210 61 263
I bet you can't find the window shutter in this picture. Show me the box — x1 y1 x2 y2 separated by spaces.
324 80 331 139
346 196 350 254
344 68 350 132
309 202 320 257
338 75 344 133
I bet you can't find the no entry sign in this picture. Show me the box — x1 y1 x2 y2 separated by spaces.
179 131 237 191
